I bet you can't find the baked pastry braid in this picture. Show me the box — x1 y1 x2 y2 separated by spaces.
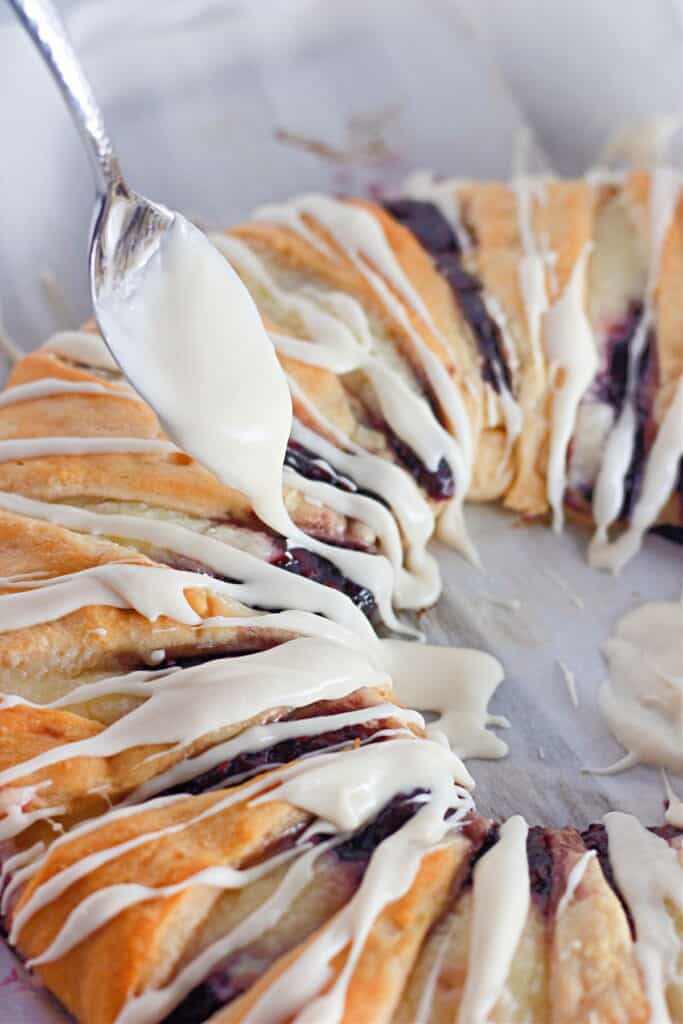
1 168 682 1024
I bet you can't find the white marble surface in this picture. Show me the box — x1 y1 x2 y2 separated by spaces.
0 1 681 1016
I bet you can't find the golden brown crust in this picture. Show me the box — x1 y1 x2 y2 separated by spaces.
216 840 471 1024
13 782 310 1024
548 828 648 1024
458 181 551 516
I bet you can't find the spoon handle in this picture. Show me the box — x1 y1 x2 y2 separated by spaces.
9 0 122 195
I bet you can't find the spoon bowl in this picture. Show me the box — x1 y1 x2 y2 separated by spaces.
90 182 175 344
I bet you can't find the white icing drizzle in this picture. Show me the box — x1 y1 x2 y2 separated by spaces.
544 244 599 531
210 231 474 577
0 437 175 463
250 194 476 559
606 811 683 1024
599 599 683 773
457 815 530 1024
590 167 682 566
126 703 420 806
381 641 509 759
414 927 451 1024
0 377 138 408
0 563 238 633
41 330 119 371
555 850 595 918
0 842 45 917
0 559 407 690
556 658 580 709
282 464 422 632
481 294 524 446
10 738 472 1024
513 176 548 375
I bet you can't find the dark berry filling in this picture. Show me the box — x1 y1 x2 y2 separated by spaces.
284 441 358 494
593 302 644 412
157 530 377 620
379 420 454 500
271 542 376 618
384 198 512 395
159 722 386 797
284 441 390 511
526 826 553 913
333 789 425 864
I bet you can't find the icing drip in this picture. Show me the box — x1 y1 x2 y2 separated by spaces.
381 641 509 759
210 232 458 493
543 244 599 531
288 410 440 609
457 815 530 1024
117 839 331 1024
27 843 307 969
606 812 683 1023
556 659 580 709
599 599 683 773
8 739 472 1024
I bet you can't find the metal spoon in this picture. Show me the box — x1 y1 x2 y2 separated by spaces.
9 0 175 362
